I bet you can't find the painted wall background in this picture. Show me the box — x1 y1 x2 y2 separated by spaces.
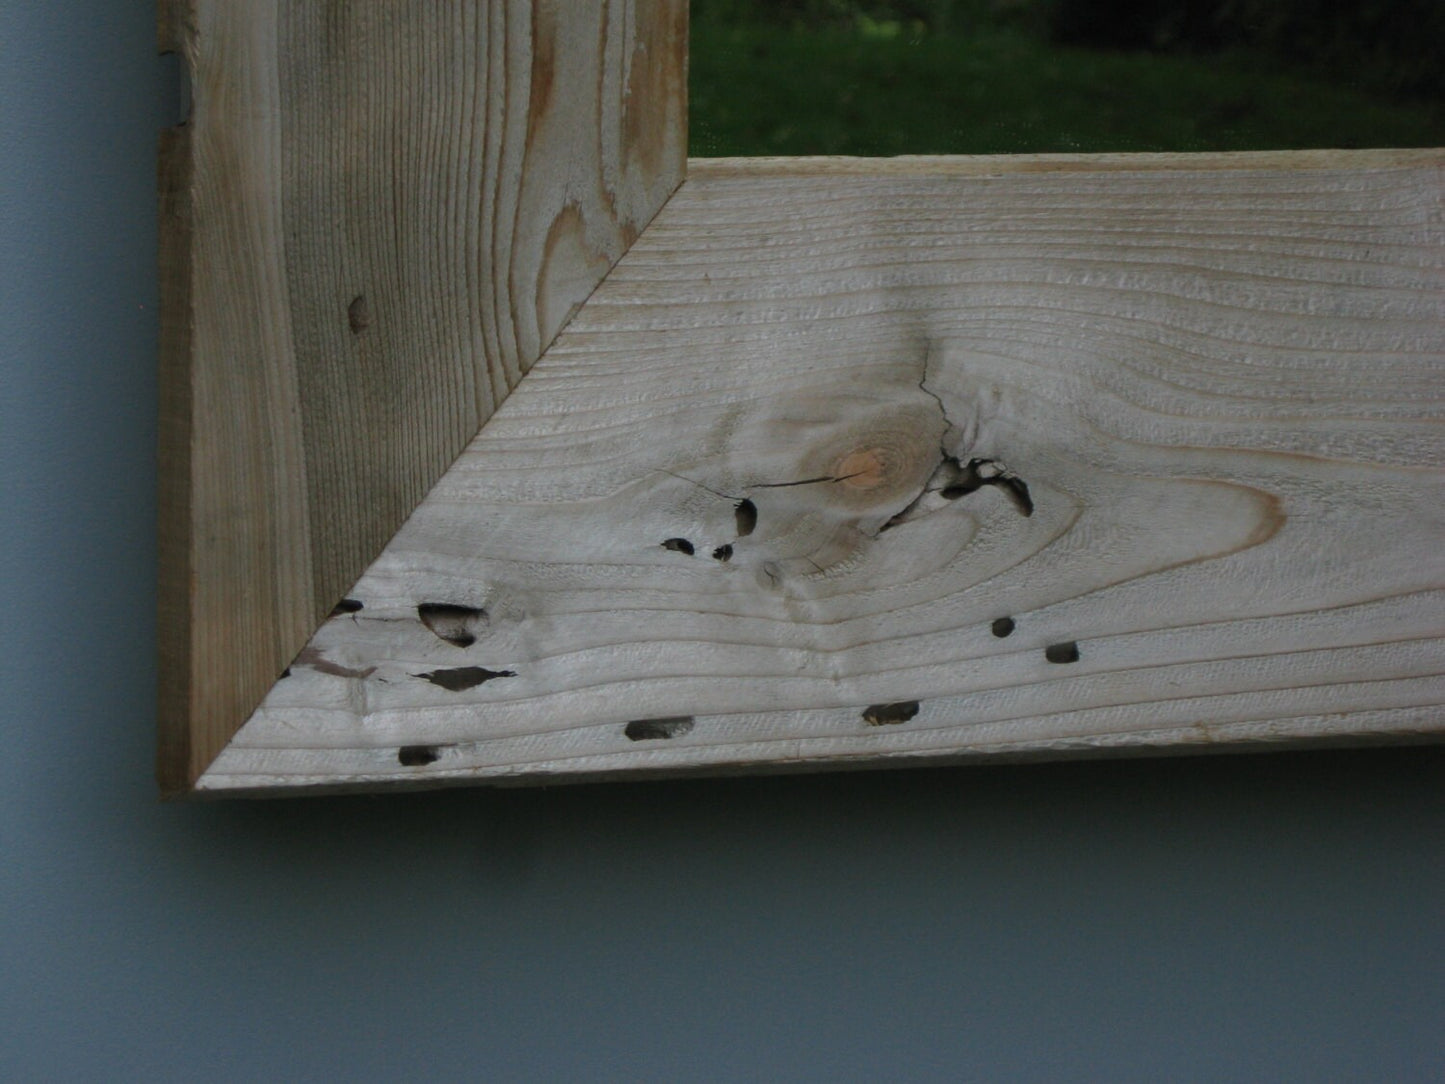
2 4 1442 1079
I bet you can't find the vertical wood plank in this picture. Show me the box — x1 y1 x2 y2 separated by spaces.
157 0 687 795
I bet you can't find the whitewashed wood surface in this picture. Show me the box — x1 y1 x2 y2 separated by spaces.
202 152 1445 792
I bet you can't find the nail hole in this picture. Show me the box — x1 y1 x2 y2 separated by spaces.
398 745 439 767
348 295 371 333
625 716 695 741
712 544 733 562
331 598 363 616
862 700 920 726
991 616 1016 638
735 499 758 537
414 666 516 691
661 537 695 555
417 602 487 647
1045 641 1080 664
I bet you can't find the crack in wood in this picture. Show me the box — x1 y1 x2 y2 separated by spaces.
941 458 1034 516
744 473 868 490
879 358 1035 531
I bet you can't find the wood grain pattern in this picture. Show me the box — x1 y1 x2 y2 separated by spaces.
158 0 687 794
200 150 1445 793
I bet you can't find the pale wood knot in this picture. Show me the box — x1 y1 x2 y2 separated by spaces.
805 416 939 512
835 447 890 490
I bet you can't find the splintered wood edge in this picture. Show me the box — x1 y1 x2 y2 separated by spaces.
195 147 1445 796
157 0 688 796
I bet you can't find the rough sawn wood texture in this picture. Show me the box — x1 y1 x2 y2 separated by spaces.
201 151 1445 794
157 0 688 795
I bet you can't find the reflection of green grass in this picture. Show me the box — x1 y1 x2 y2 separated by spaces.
690 25 1445 156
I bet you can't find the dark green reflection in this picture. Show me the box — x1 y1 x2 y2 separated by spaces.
690 1 1445 156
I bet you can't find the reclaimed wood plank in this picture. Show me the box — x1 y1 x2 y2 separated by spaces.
200 150 1445 793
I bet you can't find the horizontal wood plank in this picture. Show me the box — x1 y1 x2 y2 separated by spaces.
158 0 687 794
201 150 1445 793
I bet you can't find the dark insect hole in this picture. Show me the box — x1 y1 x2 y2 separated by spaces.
415 666 516 691
398 745 439 767
625 716 695 741
1045 641 1080 664
417 601 486 647
862 700 921 726
735 499 758 537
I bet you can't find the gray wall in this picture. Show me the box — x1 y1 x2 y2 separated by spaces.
3 4 1442 1079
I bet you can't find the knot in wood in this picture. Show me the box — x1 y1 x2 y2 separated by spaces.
835 447 891 490
796 409 941 512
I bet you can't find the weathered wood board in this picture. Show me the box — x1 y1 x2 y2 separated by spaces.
157 0 688 794
198 151 1445 794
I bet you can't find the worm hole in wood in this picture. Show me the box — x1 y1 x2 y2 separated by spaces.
863 700 920 726
735 499 758 537
417 602 486 647
1045 641 1080 664
661 537 695 555
398 745 440 767
712 544 733 562
624 717 695 741
414 666 516 691
991 617 1016 638
330 598 363 616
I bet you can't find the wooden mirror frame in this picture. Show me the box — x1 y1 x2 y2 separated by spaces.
159 1 1444 796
